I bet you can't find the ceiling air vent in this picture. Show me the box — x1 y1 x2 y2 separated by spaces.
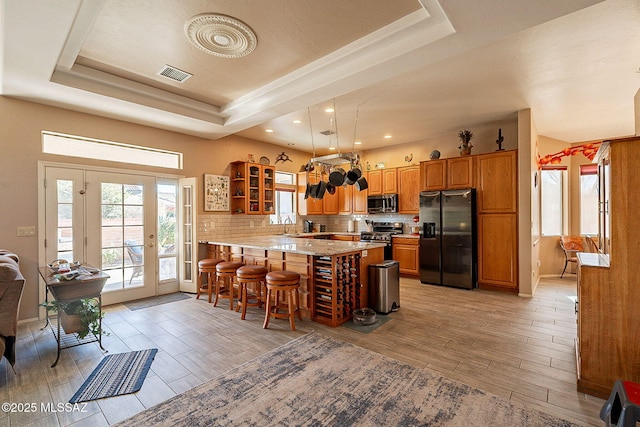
157 65 192 83
319 130 336 136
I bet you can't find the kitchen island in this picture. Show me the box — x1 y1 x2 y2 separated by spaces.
201 236 386 327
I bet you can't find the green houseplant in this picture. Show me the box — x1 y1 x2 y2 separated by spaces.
41 298 106 339
458 129 474 155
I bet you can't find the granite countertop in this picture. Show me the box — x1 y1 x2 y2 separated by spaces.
577 252 610 268
203 235 387 256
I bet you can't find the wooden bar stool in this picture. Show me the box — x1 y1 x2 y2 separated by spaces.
214 261 244 310
196 258 224 303
236 265 268 320
263 270 302 331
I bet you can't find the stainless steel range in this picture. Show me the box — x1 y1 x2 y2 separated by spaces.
360 221 403 260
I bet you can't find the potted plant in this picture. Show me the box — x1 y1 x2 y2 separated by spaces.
458 129 474 156
40 298 106 339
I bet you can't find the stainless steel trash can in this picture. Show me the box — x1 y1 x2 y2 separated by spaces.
369 260 400 314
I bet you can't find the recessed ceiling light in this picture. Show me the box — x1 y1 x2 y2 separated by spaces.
292 119 302 124
328 146 336 150
354 141 362 145
325 108 334 113
384 135 392 139
265 129 274 133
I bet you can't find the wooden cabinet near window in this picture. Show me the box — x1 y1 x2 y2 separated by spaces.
476 150 517 213
230 161 275 215
397 165 420 213
420 160 447 191
477 213 518 291
392 236 419 275
297 172 338 215
576 137 640 399
297 172 323 215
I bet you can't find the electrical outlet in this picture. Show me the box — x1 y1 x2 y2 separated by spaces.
17 226 36 237
250 221 254 228
334 219 339 224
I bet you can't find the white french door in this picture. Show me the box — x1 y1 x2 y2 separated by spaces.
44 167 157 305
85 171 156 304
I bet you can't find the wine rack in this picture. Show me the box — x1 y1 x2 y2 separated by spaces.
312 252 360 327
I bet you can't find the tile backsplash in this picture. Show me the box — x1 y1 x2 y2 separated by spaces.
197 213 418 240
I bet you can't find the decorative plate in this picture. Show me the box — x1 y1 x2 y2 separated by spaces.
260 156 270 165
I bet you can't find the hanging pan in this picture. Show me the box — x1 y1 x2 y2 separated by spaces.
328 167 346 186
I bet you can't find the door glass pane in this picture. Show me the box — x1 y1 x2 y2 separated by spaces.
541 170 563 236
182 184 193 281
56 180 74 261
101 182 145 290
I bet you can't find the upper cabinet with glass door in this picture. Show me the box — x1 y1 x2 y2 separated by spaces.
230 161 275 215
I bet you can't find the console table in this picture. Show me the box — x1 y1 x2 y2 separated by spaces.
38 266 109 367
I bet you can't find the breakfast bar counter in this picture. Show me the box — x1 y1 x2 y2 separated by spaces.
202 235 386 256
201 236 386 327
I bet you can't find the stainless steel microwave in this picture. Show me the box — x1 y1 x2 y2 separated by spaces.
367 194 398 214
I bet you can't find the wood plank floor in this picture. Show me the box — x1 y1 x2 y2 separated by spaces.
0 275 604 426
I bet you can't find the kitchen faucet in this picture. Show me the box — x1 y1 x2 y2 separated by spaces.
283 216 294 234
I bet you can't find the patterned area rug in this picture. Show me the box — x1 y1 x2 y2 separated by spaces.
124 292 191 310
70 349 158 403
118 335 578 426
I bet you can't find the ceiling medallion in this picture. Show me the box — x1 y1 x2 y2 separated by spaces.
184 14 257 58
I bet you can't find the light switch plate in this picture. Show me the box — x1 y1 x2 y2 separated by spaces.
17 226 36 236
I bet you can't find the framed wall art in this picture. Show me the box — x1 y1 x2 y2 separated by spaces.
204 174 229 211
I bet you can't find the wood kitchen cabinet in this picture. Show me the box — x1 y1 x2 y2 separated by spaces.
447 156 475 189
367 170 382 194
367 168 397 194
476 150 517 213
477 213 517 291
420 160 447 191
298 172 323 215
576 137 640 399
297 172 339 215
353 184 367 214
322 185 339 214
230 161 275 214
334 178 368 215
397 165 420 213
476 150 518 292
383 168 397 194
392 236 419 275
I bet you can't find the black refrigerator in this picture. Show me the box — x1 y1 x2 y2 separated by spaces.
419 189 477 289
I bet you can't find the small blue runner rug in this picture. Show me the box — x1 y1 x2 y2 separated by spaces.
70 349 158 403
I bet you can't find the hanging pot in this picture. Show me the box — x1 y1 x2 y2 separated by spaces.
326 182 336 195
314 181 328 199
355 176 368 191
345 167 362 185
308 184 318 199
304 183 312 199
328 167 346 186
